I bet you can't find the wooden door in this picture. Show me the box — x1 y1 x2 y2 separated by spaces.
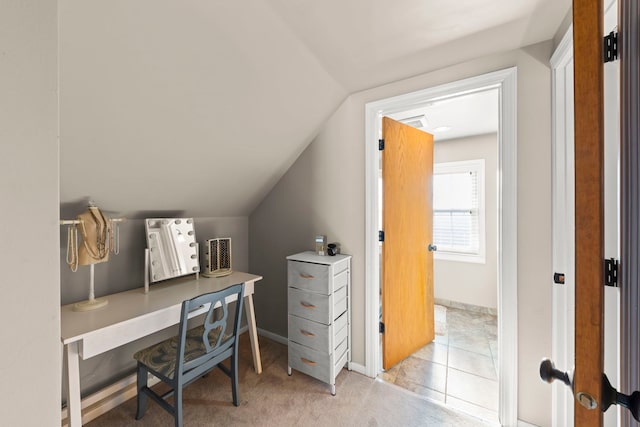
573 0 605 425
381 116 435 370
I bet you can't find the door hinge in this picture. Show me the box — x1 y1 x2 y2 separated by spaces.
553 272 565 285
378 230 384 242
379 321 385 333
604 258 619 287
379 139 384 150
604 31 618 63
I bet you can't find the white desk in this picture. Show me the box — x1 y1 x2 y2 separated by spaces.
61 272 263 427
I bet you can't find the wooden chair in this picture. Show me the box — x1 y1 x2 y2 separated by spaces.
133 283 245 427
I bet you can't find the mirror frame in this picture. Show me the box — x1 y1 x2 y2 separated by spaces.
145 218 199 283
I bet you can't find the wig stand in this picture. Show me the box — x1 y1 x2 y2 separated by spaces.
61 217 124 311
71 264 109 311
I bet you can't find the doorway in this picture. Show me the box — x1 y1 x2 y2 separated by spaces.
381 90 500 421
365 68 518 426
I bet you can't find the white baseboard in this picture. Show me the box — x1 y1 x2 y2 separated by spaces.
349 362 367 376
518 420 540 427
257 328 287 345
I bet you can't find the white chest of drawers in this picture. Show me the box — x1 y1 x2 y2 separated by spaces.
286 251 351 395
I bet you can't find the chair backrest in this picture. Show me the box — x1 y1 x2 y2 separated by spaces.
175 283 245 377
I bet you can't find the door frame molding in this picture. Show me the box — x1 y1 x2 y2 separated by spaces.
364 67 518 425
550 26 576 427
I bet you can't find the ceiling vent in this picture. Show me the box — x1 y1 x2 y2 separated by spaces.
399 114 428 129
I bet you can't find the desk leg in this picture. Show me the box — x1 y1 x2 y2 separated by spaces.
244 294 262 374
64 342 82 426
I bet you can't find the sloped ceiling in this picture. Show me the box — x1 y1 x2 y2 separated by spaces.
265 0 571 92
59 0 570 218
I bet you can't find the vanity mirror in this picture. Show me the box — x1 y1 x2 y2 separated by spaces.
145 218 200 288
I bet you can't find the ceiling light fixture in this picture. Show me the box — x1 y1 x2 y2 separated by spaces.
432 126 452 133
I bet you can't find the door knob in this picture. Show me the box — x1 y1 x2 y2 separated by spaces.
540 358 640 420
540 358 573 388
602 373 640 421
428 244 437 252
539 359 596 410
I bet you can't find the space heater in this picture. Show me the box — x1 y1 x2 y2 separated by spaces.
203 237 233 277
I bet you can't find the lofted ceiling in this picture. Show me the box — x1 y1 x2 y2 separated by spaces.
59 0 570 218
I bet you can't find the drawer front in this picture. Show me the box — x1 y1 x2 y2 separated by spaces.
288 261 330 294
288 315 330 352
288 310 349 352
288 341 331 384
332 285 348 321
288 288 330 324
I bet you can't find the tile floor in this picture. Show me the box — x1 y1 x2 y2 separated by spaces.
380 306 499 423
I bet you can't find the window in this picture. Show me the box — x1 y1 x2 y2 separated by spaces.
432 159 485 263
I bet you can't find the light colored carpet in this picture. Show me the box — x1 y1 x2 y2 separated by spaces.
87 334 492 426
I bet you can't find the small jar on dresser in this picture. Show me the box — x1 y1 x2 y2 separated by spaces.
286 251 352 395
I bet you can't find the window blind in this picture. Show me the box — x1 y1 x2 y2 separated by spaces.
433 169 480 254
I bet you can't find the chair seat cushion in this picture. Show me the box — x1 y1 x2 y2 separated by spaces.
134 326 222 379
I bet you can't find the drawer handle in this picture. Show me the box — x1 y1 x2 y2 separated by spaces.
301 357 317 366
300 329 316 337
300 273 315 279
300 301 316 309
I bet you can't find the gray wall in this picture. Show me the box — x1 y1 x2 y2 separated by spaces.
433 133 498 310
0 1 60 425
249 42 554 426
249 97 361 340
60 216 248 398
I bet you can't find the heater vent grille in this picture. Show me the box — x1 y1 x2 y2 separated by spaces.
203 238 233 277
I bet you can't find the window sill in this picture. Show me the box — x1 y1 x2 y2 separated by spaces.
434 252 486 264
